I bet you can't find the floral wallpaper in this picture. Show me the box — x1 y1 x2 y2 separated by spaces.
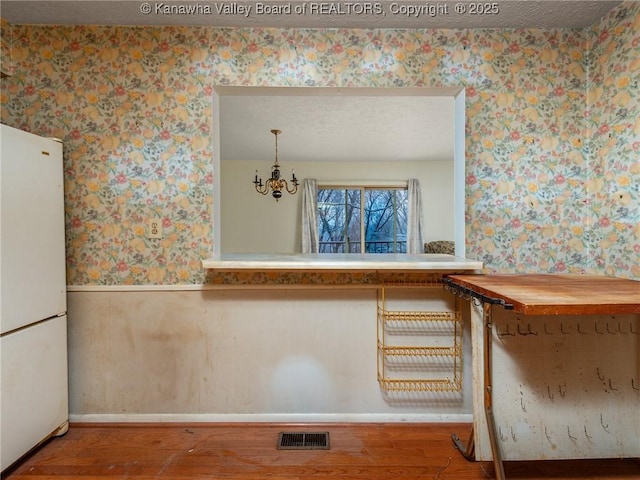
204 270 449 287
0 1 638 284
0 17 11 76
586 6 640 279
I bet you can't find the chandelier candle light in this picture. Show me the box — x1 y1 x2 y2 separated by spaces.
253 129 299 201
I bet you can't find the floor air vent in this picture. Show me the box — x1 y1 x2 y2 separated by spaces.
277 432 330 450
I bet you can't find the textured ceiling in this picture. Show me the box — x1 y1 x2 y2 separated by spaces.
1 1 621 29
218 88 458 163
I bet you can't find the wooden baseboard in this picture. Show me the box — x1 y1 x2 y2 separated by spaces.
69 413 474 424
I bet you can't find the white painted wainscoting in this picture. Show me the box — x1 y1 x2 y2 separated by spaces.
67 286 473 423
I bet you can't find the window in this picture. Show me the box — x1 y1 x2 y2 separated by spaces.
318 187 408 253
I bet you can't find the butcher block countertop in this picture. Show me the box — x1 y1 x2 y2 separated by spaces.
445 274 640 316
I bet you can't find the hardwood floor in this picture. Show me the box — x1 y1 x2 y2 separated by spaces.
3 423 639 479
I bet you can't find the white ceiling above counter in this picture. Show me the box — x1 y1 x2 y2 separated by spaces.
218 87 458 163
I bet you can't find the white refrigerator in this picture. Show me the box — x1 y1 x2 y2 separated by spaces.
0 124 69 471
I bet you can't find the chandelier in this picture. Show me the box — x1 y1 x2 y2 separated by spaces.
253 129 299 201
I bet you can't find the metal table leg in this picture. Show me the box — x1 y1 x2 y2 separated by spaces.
452 425 475 460
483 302 505 480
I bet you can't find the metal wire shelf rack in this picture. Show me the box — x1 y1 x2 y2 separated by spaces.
376 376 463 393
377 308 458 323
377 280 463 393
377 342 461 357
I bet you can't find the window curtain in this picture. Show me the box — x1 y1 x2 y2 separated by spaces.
301 179 318 253
407 178 425 254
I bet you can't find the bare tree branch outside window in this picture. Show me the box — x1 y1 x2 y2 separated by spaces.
318 187 407 253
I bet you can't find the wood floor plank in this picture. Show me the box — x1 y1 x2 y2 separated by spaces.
3 423 639 479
